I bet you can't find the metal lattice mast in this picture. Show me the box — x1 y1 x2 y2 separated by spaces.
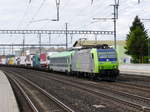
56 0 60 21
65 23 68 50
113 0 119 49
22 33 25 55
93 0 119 49
38 33 42 54
138 0 140 4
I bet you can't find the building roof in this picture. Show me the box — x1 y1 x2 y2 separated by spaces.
73 40 126 47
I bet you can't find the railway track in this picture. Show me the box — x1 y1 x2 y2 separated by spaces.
5 68 150 112
120 73 150 81
5 70 75 112
119 73 150 85
17 68 150 96
7 74 39 112
110 82 150 94
31 73 150 111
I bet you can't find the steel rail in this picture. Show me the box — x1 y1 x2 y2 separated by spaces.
110 82 150 93
22 70 150 103
6 73 39 112
7 70 75 112
120 73 150 80
3 67 150 112
29 72 150 112
7 67 150 110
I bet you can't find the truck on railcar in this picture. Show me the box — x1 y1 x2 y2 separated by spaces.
40 53 48 68
0 56 6 65
6 55 16 65
25 54 34 67
16 56 26 66
32 54 40 68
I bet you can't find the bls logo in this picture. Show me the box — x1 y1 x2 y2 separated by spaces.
106 59 109 61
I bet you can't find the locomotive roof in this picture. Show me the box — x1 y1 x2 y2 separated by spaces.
49 51 74 58
97 48 116 52
73 40 125 47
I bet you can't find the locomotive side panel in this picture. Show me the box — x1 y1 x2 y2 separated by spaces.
72 49 94 73
49 57 69 72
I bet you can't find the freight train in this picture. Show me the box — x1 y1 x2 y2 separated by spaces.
0 45 119 81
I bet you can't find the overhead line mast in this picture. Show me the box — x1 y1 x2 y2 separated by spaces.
55 0 60 21
29 0 31 4
92 0 119 49
65 23 68 50
138 0 140 4
113 0 119 49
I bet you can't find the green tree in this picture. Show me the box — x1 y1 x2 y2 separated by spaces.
125 16 149 63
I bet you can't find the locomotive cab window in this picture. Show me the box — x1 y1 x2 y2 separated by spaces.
97 49 117 61
92 53 94 59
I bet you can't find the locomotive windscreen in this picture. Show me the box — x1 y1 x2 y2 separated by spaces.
97 49 117 61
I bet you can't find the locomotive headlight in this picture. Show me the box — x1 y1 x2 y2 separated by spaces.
100 66 104 69
112 61 116 64
113 65 116 69
113 65 118 69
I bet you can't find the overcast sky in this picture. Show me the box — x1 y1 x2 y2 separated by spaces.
0 0 150 48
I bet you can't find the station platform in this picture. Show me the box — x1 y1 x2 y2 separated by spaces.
119 64 150 76
0 70 19 112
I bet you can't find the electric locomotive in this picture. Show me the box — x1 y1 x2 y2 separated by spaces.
71 47 119 81
96 48 119 80
48 45 119 81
